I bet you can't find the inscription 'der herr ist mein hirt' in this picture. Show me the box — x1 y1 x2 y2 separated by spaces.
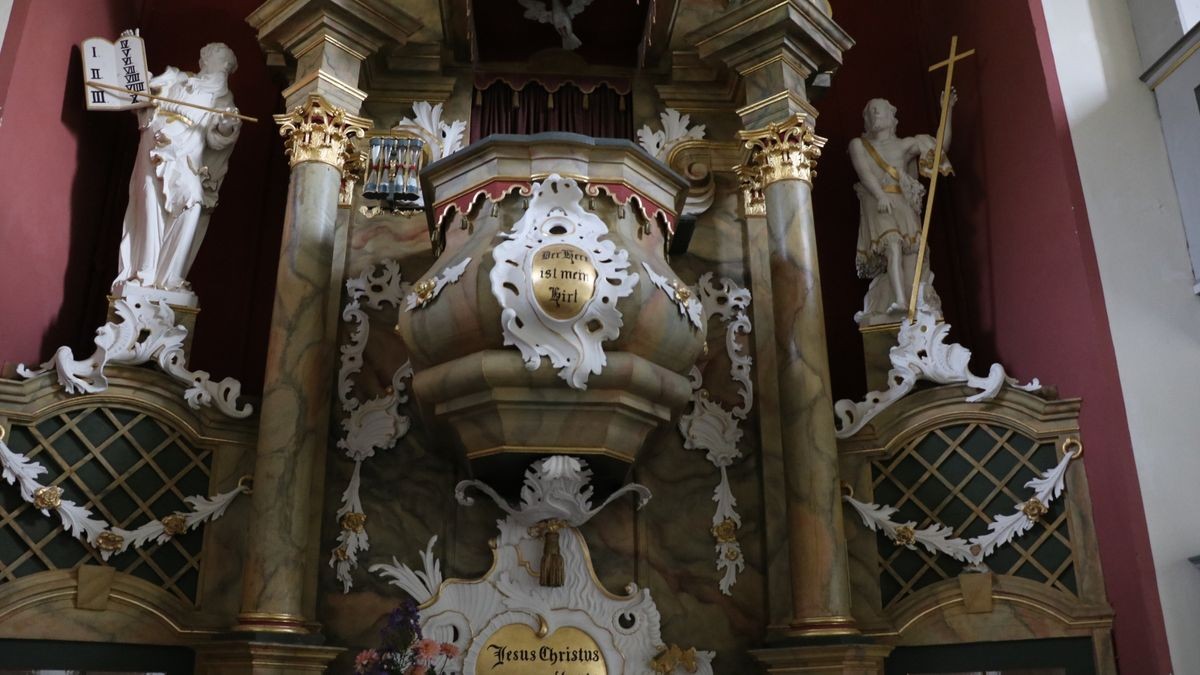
477 624 607 675
531 243 598 321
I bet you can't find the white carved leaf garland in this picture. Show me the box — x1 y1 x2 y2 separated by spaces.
17 298 251 418
375 456 714 675
677 273 753 595
331 261 416 592
490 174 638 389
0 428 247 560
833 307 1040 438
842 439 1082 566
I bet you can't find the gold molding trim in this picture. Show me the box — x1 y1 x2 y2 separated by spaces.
274 94 371 171
234 611 311 634
738 114 825 186
694 1 791 50
292 33 368 63
1148 38 1200 90
736 89 819 121
282 69 368 106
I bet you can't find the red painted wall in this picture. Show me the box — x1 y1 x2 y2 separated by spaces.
819 1 1171 671
0 0 286 393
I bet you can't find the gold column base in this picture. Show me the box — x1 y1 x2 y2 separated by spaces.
752 642 892 675
786 614 862 638
233 612 313 634
194 641 343 675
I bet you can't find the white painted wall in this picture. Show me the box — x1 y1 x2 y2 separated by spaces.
1177 0 1200 30
0 0 13 54
1042 0 1200 673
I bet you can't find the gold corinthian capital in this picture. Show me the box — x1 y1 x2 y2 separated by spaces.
733 162 766 217
274 94 371 172
738 114 826 187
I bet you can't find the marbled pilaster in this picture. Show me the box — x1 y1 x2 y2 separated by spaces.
238 159 344 633
761 173 857 635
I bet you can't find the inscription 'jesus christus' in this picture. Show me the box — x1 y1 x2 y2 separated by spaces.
476 624 608 675
531 243 598 321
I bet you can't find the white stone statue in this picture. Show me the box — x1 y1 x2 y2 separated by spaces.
848 92 955 325
113 42 242 306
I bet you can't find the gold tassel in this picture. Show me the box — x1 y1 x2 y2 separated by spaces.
582 92 589 110
540 529 564 587
619 94 626 111
547 91 554 109
513 89 520 108
474 89 482 106
531 519 566 587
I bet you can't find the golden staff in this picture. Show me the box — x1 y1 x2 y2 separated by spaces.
86 80 259 123
907 35 973 323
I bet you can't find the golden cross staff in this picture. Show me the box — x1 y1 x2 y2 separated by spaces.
907 36 974 323
86 80 259 123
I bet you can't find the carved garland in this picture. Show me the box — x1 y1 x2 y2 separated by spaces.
372 456 714 675
677 274 753 595
843 439 1083 566
833 307 1041 438
330 261 417 592
490 174 638 390
0 427 248 559
18 299 252 419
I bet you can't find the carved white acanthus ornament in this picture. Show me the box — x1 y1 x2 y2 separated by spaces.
833 307 1040 438
490 175 638 389
393 101 467 163
677 274 753 595
17 299 250 418
372 457 714 675
637 109 706 160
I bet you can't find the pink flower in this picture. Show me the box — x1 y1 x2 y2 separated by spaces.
354 649 379 673
408 666 428 675
439 642 460 658
413 638 441 664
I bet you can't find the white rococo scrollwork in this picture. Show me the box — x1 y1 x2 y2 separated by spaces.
17 299 251 418
843 439 1082 566
373 456 713 675
331 261 415 592
677 274 752 595
833 307 1040 438
490 175 638 389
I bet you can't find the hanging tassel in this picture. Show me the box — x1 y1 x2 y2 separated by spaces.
619 94 626 111
531 519 566 587
582 92 589 110
474 89 482 106
513 89 520 108
547 91 554 109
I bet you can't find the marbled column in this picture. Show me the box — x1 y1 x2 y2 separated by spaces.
236 96 368 634
745 117 857 636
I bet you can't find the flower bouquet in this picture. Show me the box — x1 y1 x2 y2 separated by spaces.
355 599 460 674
